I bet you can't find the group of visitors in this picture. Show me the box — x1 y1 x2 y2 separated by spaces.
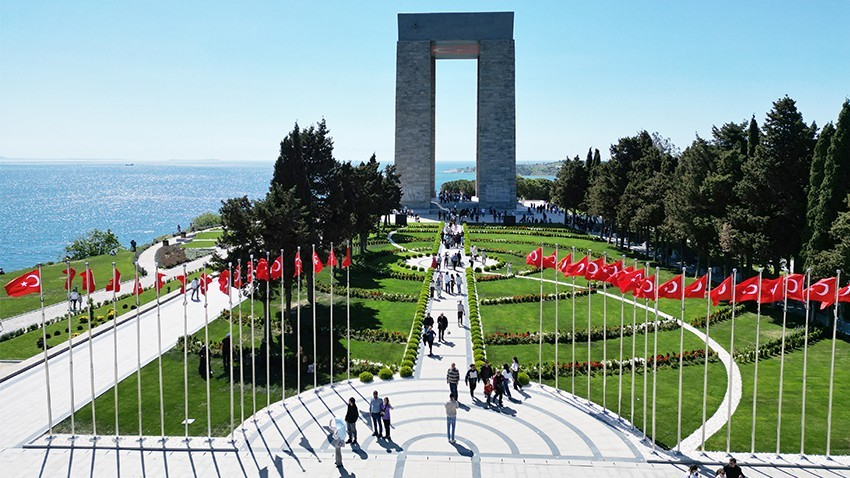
468 246 488 267
429 271 463 299
441 225 464 250
422 312 452 355
333 391 394 467
685 458 746 477
67 287 82 312
446 359 522 409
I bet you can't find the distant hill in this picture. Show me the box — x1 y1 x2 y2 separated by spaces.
445 161 564 176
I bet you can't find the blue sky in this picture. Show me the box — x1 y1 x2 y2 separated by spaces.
1 1 848 163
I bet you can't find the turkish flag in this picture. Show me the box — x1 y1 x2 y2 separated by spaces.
200 273 213 295
634 275 657 300
218 270 230 294
62 267 77 290
256 258 270 281
806 277 837 309
606 265 633 285
710 275 735 305
784 274 805 302
176 275 186 294
525 247 543 268
759 278 783 303
270 256 283 280
293 253 302 277
342 247 352 269
557 254 572 274
684 274 708 299
4 269 41 297
616 268 645 294
836 284 850 304
232 268 242 288
105 269 121 293
564 256 589 277
327 250 338 268
312 251 324 274
132 276 144 295
735 276 761 302
80 269 96 294
247 261 255 283
585 257 609 281
542 251 557 270
601 260 624 283
156 272 166 291
657 275 684 300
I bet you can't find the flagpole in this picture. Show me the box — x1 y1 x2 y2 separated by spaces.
800 269 811 455
618 254 626 419
203 265 212 439
726 268 738 455
297 247 301 395
250 255 257 418
587 249 593 404
630 258 638 426
265 251 271 409
651 268 659 451
642 262 649 439
155 264 165 440
571 247 576 395
347 242 351 382
329 242 334 387
676 267 685 453
38 264 54 437
134 263 143 440
65 261 76 438
280 249 285 404
750 268 764 455
312 244 318 391
602 253 608 412
825 269 841 458
182 264 189 439
538 243 544 386
85 261 97 438
554 244 559 390
700 269 713 452
228 262 234 442
111 262 120 438
776 266 791 455
237 259 245 427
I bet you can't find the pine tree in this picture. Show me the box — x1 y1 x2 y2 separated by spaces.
802 122 836 264
747 115 760 158
551 156 588 225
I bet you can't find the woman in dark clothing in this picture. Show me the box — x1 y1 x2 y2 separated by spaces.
345 397 359 445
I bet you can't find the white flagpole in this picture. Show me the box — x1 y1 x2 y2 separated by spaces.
86 262 97 437
329 242 334 386
38 265 54 437
297 247 301 395
65 261 76 438
618 255 626 419
800 269 811 455
203 265 211 439
538 243 544 386
228 262 234 441
265 251 271 409
587 250 593 404
700 269 713 452
826 269 841 458
676 267 686 453
110 262 120 438
155 264 165 439
312 244 318 391
726 269 738 455
250 254 256 418
280 249 285 404
602 253 608 411
571 247 577 395
776 266 791 455
554 244 559 390
642 262 649 439
182 264 189 439
237 259 245 427
750 268 764 454
347 242 351 382
651 268 659 451
134 263 143 440
630 258 638 426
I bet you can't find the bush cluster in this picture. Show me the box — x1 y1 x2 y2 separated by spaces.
465 267 487 368
359 371 374 383
155 245 189 268
314 280 417 302
485 318 680 345
378 367 394 380
526 349 716 379
688 304 745 328
479 289 593 305
348 329 407 344
734 326 826 363
401 223 444 370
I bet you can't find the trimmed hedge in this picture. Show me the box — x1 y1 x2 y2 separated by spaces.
378 367 394 380
400 223 444 369
359 371 374 383
400 366 413 377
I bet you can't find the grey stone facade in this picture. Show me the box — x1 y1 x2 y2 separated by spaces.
394 12 516 210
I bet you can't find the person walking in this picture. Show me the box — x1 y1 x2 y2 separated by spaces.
511 357 522 391
429 280 436 299
445 394 458 443
449 274 456 295
437 313 448 342
68 287 81 312
501 364 512 398
446 363 460 398
722 458 746 478
221 333 232 369
344 397 359 446
457 300 464 327
423 313 434 330
424 326 436 356
380 397 393 439
492 373 504 407
369 391 383 437
483 379 494 407
331 417 346 467
465 363 479 399
189 277 200 301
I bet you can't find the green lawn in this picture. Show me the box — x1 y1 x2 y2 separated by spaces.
0 250 137 319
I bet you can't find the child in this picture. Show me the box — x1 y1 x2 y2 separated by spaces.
381 397 393 439
483 378 494 407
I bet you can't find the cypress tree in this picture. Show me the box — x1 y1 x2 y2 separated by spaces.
747 115 760 157
802 122 836 264
810 100 850 263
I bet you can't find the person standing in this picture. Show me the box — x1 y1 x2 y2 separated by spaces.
437 313 448 342
464 364 479 398
68 287 80 312
483 379 493 407
445 394 458 443
221 333 232 370
198 344 210 379
429 280 436 299
344 397 359 446
722 458 745 478
381 397 393 439
331 417 346 467
457 300 465 327
449 274 456 295
446 363 460 398
369 391 383 437
510 357 522 391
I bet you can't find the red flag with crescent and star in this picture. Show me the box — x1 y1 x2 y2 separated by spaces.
710 275 735 305
634 275 657 300
80 269 96 294
734 276 761 302
105 269 122 293
557 254 572 274
585 257 609 281
525 247 543 268
327 250 338 268
683 274 708 299
132 276 144 295
834 283 850 306
759 278 783 303
616 268 645 294
600 260 623 283
312 251 324 274
4 269 41 297
806 277 837 309
270 256 283 280
232 268 242 288
256 258 270 281
218 269 231 294
564 256 589 277
657 275 684 300
62 267 77 290
156 272 167 291
542 251 557 270
342 246 352 269
199 273 213 295
176 275 186 294
784 274 805 302
294 252 303 277
247 261 255 283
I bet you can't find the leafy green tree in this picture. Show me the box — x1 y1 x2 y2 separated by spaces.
551 156 588 225
811 195 850 277
747 115 760 158
802 122 836 264
65 229 121 260
440 179 476 197
517 177 553 200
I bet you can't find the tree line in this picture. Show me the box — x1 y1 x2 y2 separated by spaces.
550 96 850 278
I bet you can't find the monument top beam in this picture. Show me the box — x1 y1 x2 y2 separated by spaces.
398 12 514 42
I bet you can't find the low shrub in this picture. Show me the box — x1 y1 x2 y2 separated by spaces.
400 366 413 378
359 371 374 383
401 359 414 369
378 367 394 380
517 372 530 386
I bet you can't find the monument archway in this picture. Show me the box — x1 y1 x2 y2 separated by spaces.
394 12 516 210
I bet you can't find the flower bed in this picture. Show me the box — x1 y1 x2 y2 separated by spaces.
314 280 416 302
526 349 717 379
479 289 593 305
485 318 680 345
